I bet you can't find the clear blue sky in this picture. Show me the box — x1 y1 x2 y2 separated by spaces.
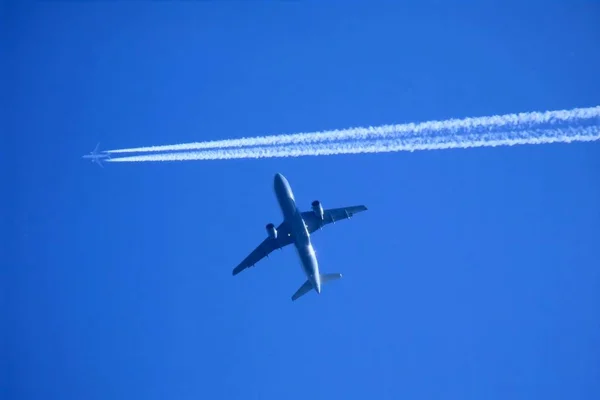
6 2 600 399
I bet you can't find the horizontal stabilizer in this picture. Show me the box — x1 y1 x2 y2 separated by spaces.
320 273 342 283
291 280 313 301
291 273 343 301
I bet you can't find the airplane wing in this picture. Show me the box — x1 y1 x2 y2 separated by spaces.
232 221 294 276
301 205 367 234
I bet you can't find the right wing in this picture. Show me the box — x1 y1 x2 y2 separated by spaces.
301 205 367 234
232 221 294 276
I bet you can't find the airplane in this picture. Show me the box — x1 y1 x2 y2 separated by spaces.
232 173 367 301
82 143 110 167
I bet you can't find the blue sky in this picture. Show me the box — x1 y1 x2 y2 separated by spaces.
6 2 600 399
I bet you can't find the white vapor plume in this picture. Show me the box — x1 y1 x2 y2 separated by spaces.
105 105 600 154
107 126 600 163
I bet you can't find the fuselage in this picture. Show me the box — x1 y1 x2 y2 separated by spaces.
273 173 321 294
82 154 109 161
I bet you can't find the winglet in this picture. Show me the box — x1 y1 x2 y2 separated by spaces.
232 263 247 276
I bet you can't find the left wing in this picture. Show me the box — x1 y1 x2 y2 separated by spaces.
301 205 367 234
232 221 294 276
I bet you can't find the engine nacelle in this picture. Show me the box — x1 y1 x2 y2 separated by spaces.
266 223 277 239
311 200 324 220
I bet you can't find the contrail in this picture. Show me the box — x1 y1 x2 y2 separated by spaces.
107 126 600 163
104 105 600 154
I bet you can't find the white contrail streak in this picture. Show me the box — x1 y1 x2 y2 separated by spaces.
107 126 600 163
104 105 600 154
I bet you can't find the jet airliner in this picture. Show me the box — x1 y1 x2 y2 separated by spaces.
82 143 110 167
233 173 367 301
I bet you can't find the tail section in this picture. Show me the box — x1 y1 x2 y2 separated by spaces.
291 273 343 301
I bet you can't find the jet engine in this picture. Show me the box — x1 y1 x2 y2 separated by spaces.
311 200 324 220
266 223 277 239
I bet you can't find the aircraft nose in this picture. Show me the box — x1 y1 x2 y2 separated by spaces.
274 173 288 191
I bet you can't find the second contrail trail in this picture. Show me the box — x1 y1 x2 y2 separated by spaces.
107 126 600 163
104 105 600 154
